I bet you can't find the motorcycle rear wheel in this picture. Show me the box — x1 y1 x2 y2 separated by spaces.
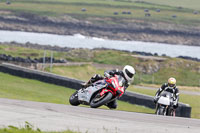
69 91 80 106
90 92 113 108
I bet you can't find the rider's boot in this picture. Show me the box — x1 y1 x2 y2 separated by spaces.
81 80 92 89
82 74 103 89
106 100 117 109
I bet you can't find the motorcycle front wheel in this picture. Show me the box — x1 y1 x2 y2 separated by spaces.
90 92 113 108
156 105 165 115
69 91 80 106
167 107 176 117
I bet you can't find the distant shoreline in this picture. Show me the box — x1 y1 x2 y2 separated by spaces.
1 42 199 62
1 30 200 59
0 13 200 47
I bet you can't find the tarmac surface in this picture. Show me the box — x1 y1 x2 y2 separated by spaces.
0 98 200 133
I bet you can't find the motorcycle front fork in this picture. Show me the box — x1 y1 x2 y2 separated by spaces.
155 104 159 114
155 104 175 116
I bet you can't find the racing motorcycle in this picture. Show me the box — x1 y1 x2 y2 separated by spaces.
155 91 176 116
69 75 125 108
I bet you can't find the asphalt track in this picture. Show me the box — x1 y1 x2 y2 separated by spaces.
0 98 199 133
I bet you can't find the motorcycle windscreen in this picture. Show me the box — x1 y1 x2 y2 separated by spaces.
157 96 170 106
117 75 126 87
78 80 107 104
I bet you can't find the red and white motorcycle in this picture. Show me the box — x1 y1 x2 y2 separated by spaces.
69 75 125 108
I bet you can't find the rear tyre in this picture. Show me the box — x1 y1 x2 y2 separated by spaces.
90 92 113 108
69 91 80 106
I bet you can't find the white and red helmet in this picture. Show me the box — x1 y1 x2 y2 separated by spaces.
122 65 135 84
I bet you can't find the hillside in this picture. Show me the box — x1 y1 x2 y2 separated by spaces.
0 0 200 45
1 43 200 87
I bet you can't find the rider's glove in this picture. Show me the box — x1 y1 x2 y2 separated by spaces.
173 100 178 109
153 96 158 103
153 97 157 103
173 100 178 106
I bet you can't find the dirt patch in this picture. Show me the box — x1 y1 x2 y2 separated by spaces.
0 10 12 15
131 55 166 61
4 47 18 51
19 53 39 57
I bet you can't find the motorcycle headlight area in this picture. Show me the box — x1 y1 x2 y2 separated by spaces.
111 81 116 88
157 96 170 105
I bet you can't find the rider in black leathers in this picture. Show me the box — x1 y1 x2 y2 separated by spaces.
82 65 135 109
154 77 179 109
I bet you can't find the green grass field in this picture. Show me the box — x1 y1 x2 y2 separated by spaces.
0 72 154 113
46 61 200 87
0 0 200 26
131 0 200 10
1 44 200 87
44 63 200 87
0 44 64 59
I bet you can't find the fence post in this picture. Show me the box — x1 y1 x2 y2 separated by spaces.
139 73 142 84
43 51 46 71
50 51 53 72
152 75 154 84
199 79 200 87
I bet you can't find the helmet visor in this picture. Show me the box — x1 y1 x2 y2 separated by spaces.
169 83 175 87
125 69 134 78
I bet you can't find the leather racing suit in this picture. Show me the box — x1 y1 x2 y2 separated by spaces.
154 83 179 109
83 69 129 109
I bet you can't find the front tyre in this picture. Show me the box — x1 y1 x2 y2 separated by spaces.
156 106 165 115
90 92 113 108
69 91 80 106
167 107 176 117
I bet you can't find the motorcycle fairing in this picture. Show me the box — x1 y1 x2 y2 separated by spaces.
157 96 170 105
78 79 107 104
156 91 176 116
100 88 114 96
106 75 125 97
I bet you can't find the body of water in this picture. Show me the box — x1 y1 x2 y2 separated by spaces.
0 30 200 58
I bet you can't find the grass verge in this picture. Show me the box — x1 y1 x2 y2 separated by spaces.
0 72 154 114
1 44 200 87
0 44 64 59
45 62 200 87
0 122 76 133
